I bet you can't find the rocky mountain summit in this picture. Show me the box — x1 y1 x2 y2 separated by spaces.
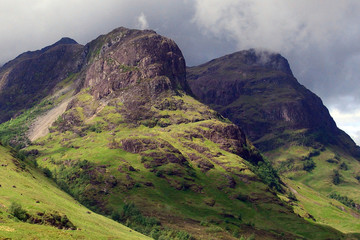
187 49 360 157
0 37 83 123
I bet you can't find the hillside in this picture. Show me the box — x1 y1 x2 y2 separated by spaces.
0 143 150 239
0 27 351 239
187 49 360 235
0 38 84 125
187 49 360 157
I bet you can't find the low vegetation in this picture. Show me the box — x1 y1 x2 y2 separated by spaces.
329 193 359 212
0 144 150 239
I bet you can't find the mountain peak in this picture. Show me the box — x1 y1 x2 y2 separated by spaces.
40 37 78 53
226 49 293 76
84 27 191 99
55 37 78 45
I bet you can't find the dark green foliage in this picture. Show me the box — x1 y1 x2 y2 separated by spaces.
42 167 53 178
29 211 77 230
301 150 318 172
142 118 158 128
277 158 295 173
14 150 27 161
53 160 107 209
355 175 360 182
0 99 54 148
303 158 316 172
117 203 160 228
111 203 194 239
175 230 193 240
9 200 75 229
288 191 298 201
329 193 359 212
150 227 194 240
332 170 341 185
9 202 29 221
326 158 338 164
339 162 348 171
248 234 255 240
88 123 102 133
232 229 240 238
253 161 282 192
308 150 320 158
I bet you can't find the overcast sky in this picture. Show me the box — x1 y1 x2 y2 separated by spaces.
1 0 360 144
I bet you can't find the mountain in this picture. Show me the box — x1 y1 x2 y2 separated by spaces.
0 143 149 239
187 49 360 235
187 49 360 157
0 37 84 124
0 28 356 239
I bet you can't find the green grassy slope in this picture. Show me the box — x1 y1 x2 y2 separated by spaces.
0 28 354 240
187 50 360 238
0 144 150 240
268 143 360 235
21 89 347 240
285 179 360 236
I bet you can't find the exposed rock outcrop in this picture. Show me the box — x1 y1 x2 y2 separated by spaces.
83 27 191 100
187 49 360 157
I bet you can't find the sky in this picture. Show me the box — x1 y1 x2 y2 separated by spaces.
1 0 360 144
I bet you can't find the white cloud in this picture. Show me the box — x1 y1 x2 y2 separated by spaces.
136 12 149 30
330 107 360 145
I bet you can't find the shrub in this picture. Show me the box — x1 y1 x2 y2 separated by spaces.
206 225 223 233
288 191 298 201
329 193 358 211
332 170 341 185
340 162 348 171
254 161 282 191
9 202 29 221
88 123 102 133
248 234 255 240
176 230 193 240
303 158 316 172
233 230 240 238
112 203 194 239
200 219 209 226
42 167 53 178
355 175 360 182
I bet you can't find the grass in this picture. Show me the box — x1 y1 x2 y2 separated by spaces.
0 73 76 148
0 46 353 238
0 145 150 239
285 179 360 234
266 143 360 235
23 92 347 239
0 99 54 147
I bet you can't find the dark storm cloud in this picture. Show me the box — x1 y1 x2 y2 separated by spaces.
191 0 360 143
1 0 360 142
0 0 236 66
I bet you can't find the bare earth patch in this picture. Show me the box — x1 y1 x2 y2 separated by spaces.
28 97 74 142
0 226 15 232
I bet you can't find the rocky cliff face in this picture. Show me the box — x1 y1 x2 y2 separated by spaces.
187 50 360 157
0 38 84 123
83 27 191 100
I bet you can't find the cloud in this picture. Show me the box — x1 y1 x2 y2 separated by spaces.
191 0 360 143
330 107 360 144
136 12 149 30
0 0 197 64
192 0 360 103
